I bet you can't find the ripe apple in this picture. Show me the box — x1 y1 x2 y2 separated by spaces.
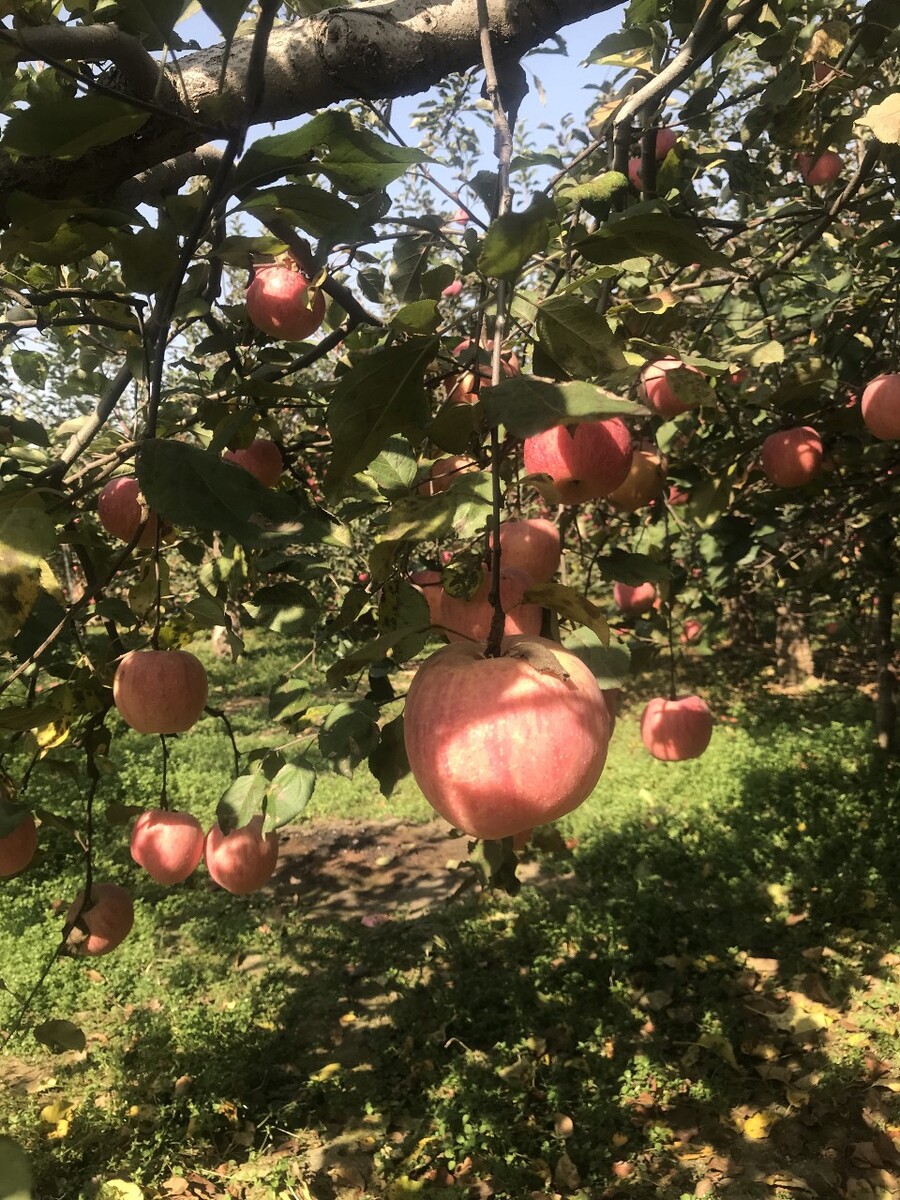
417 455 479 496
642 358 705 418
451 207 470 225
609 444 667 511
438 565 542 643
668 485 689 506
65 883 134 956
0 812 37 877
491 518 561 583
796 151 842 186
130 809 205 885
446 338 520 405
523 419 633 504
761 426 823 487
628 128 678 188
680 618 703 644
441 279 463 298
113 649 209 735
97 477 164 548
614 581 656 616
640 695 713 761
246 263 326 341
205 814 279 895
410 568 444 624
861 374 900 440
403 635 611 839
224 438 283 487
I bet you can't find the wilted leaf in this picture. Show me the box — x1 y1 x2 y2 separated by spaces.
524 582 609 643
856 93 900 144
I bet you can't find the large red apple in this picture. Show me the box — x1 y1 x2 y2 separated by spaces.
796 151 842 186
246 264 326 341
523 419 633 504
640 695 713 761
761 426 823 487
609 444 667 511
224 438 283 487
66 883 134 956
614 581 656 616
0 812 37 877
205 814 279 895
861 374 900 440
417 455 479 497
131 809 205 885
438 566 542 643
642 359 705 418
113 650 209 735
97 477 164 548
491 518 561 583
446 338 520 405
403 635 611 839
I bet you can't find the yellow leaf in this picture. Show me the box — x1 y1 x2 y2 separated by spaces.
856 94 900 145
97 1183 145 1200
698 1031 741 1070
523 581 609 644
35 719 70 753
311 1062 341 1083
40 1101 73 1124
742 1111 775 1140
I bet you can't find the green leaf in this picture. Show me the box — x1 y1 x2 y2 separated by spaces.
536 295 628 378
114 225 179 296
108 0 191 46
378 473 493 545
269 677 312 723
0 1134 32 1200
2 93 148 160
392 300 440 335
478 195 556 281
578 212 730 270
263 763 316 831
481 376 640 438
34 1019 86 1054
318 700 380 777
326 626 430 686
239 184 365 241
524 582 609 644
368 436 418 497
368 715 409 799
324 338 437 497
137 440 300 548
562 628 631 688
245 582 319 635
596 549 671 585
199 0 248 36
379 577 430 660
0 497 57 643
390 234 437 304
557 171 629 210
216 773 267 833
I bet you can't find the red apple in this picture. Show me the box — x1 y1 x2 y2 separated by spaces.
642 358 705 418
246 264 326 341
796 151 842 186
417 456 479 496
614 582 656 616
441 279 463 298
627 155 643 189
640 695 713 761
491 518 561 583
761 426 823 487
451 207 470 225
680 618 703 644
626 130 678 189
609 444 667 511
861 374 900 440
0 812 37 877
65 883 134 956
224 438 283 487
97 477 164 548
523 419 633 504
113 650 209 735
668 485 689 506
438 566 542 643
446 338 520 405
403 635 611 839
205 814 279 895
130 810 205 885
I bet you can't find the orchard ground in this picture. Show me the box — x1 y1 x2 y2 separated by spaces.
1 632 899 1200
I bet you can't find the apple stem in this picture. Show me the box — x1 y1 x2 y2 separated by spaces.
206 706 242 780
159 735 169 811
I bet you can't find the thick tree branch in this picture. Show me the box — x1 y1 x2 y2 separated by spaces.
0 0 620 218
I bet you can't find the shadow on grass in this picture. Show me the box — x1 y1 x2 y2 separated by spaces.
8 687 900 1199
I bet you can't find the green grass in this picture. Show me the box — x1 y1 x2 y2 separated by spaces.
1 642 898 1200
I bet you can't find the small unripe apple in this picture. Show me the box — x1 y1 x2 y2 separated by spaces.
404 636 611 839
66 883 134 956
97 477 164 548
861 374 900 440
438 566 542 643
205 814 279 895
113 650 209 735
491 518 561 584
641 695 713 761
761 426 823 487
0 812 37 877
642 358 705 418
609 444 667 511
417 456 479 496
246 264 326 341
224 438 283 487
130 810 205 885
614 582 656 616
796 151 842 186
523 419 633 504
